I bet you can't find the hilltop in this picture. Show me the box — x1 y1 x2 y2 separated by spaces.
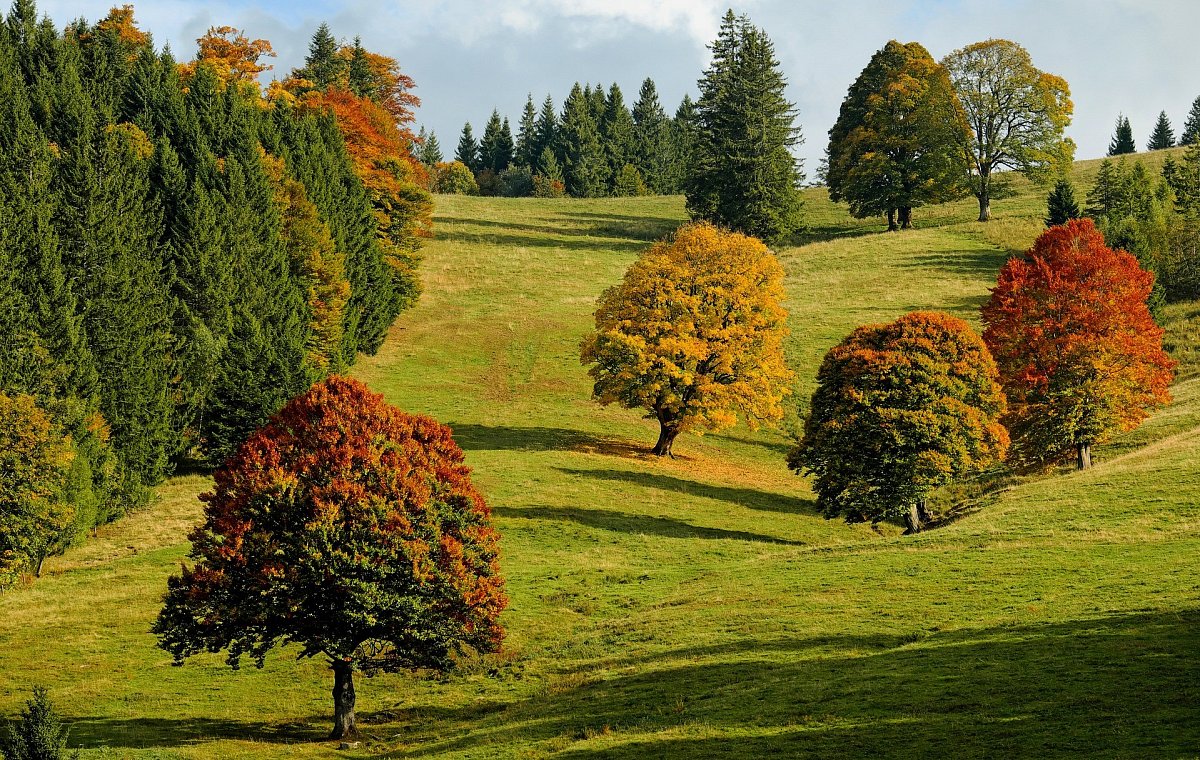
1 150 1198 758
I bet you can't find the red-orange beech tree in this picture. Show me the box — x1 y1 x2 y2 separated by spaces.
790 312 1008 533
580 222 793 456
153 377 507 739
981 218 1175 469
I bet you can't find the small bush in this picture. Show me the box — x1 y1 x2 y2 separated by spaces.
532 175 566 198
2 687 77 760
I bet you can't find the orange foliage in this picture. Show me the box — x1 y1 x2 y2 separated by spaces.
982 218 1175 466
95 5 148 47
181 26 275 88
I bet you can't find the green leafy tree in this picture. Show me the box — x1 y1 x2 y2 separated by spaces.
685 11 804 242
155 376 508 739
1181 96 1200 146
559 82 606 198
434 160 478 194
1108 114 1136 155
612 163 647 196
1045 178 1081 226
631 78 671 193
943 39 1074 221
1148 110 1174 150
826 40 971 231
790 312 1009 533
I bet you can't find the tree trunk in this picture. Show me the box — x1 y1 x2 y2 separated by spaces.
977 171 991 221
652 420 680 457
898 206 913 229
903 498 930 534
35 553 45 578
887 208 898 232
330 659 357 740
1077 442 1092 470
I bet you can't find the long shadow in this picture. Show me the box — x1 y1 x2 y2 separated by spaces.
433 229 647 253
449 423 636 454
557 467 815 516
789 223 882 247
493 505 805 546
390 609 1200 758
64 715 325 747
898 249 1010 277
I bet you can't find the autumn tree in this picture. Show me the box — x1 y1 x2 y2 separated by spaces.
943 39 1074 221
686 11 804 241
1045 178 1081 226
790 312 1008 533
182 26 274 87
154 376 507 739
1148 110 1174 151
981 219 1174 469
580 222 793 456
1108 114 1136 155
826 40 971 231
0 393 74 587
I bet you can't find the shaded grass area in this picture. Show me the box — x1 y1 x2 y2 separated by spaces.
2 154 1200 758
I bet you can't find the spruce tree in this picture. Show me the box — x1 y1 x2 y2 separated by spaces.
347 37 374 99
479 109 504 173
1085 158 1122 219
515 93 538 168
1108 114 1136 155
685 11 804 242
1045 178 1081 226
669 94 698 194
1182 96 1200 146
1148 111 1174 150
455 121 479 172
534 94 558 166
417 128 443 164
498 117 514 172
631 78 671 193
600 83 634 193
559 82 606 198
586 83 606 124
303 23 344 89
537 145 563 182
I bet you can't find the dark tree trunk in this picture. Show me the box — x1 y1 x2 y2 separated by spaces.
652 420 680 457
977 170 991 221
887 208 898 231
898 206 913 229
35 553 45 577
903 499 931 534
330 659 357 740
1077 442 1092 470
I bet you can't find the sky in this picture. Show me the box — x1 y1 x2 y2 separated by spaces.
37 0 1200 174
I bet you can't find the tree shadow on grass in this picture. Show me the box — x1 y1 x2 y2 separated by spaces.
65 715 325 747
448 423 649 460
388 609 1200 759
556 467 815 516
897 249 1010 278
493 505 806 546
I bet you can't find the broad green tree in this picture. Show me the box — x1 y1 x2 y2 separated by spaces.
943 39 1074 221
826 40 971 230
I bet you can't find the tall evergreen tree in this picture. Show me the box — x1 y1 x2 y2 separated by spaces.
631 77 671 193
1148 111 1174 151
559 82 606 198
302 23 344 89
1045 178 1081 226
534 94 558 166
515 93 538 168
586 83 606 124
1085 158 1122 219
498 116 514 172
668 94 698 194
600 82 634 193
417 127 443 164
1181 96 1200 146
1108 114 1136 155
478 109 504 173
685 11 804 242
346 37 374 99
455 121 479 172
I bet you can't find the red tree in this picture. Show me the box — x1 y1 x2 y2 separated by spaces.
981 218 1175 469
154 377 507 738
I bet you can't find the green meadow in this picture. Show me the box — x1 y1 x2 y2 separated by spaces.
2 151 1198 758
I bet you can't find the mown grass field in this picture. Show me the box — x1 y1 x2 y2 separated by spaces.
2 151 1199 758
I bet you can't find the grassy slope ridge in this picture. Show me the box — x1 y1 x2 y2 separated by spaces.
1 152 1198 758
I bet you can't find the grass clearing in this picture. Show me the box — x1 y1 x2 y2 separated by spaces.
2 154 1198 758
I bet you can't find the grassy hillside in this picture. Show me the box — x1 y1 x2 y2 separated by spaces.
2 152 1198 758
